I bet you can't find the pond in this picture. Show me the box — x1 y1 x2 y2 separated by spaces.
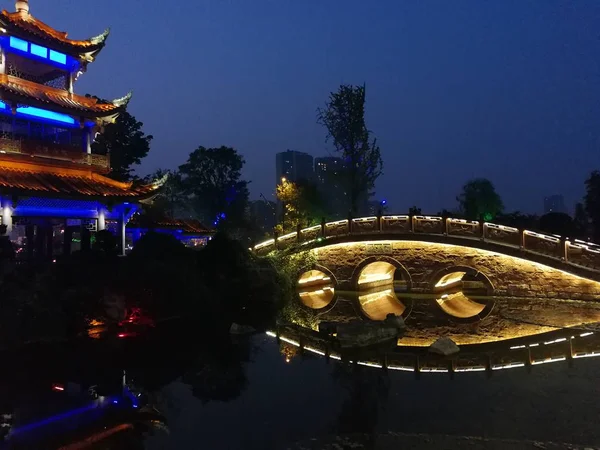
145 332 600 449
5 289 600 449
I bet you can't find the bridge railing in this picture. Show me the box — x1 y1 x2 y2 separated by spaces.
252 214 600 273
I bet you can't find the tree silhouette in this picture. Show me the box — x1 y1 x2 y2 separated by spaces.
574 202 589 239
408 206 422 216
318 84 383 215
457 178 504 220
276 178 326 233
539 212 574 237
178 146 250 230
92 109 153 181
584 171 600 241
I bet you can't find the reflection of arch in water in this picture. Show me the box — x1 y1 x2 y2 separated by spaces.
432 267 494 322
352 256 412 291
358 286 412 321
432 266 494 295
297 267 337 310
436 292 491 320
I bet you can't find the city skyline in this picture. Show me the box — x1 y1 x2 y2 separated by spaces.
37 0 600 215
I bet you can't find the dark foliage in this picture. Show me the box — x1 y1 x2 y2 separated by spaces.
318 84 383 215
178 146 250 231
197 233 285 329
91 108 153 181
584 171 600 241
539 212 574 237
495 212 539 230
457 178 504 220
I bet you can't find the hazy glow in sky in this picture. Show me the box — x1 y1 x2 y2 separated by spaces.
28 0 600 214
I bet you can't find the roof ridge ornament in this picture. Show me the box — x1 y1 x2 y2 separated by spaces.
111 91 132 108
151 173 169 190
15 0 28 14
90 28 110 45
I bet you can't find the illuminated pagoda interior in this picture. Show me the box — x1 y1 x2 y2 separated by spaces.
126 217 215 248
0 0 161 257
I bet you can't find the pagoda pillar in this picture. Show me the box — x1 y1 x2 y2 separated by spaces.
97 208 106 231
85 128 92 154
63 226 73 256
25 224 34 259
118 208 126 256
67 72 75 94
0 47 5 75
34 224 45 258
2 198 13 234
46 226 54 258
81 226 91 252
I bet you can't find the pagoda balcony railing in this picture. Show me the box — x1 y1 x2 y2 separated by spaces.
0 136 110 172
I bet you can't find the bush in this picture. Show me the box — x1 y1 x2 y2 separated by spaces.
122 232 213 326
129 231 192 262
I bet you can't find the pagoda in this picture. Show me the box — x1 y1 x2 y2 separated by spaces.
0 0 160 258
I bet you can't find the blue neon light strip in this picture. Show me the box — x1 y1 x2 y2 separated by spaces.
7 35 67 66
30 43 48 58
49 49 67 65
0 100 78 127
16 106 75 125
9 36 27 52
14 207 99 218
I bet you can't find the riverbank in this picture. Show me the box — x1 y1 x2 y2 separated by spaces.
286 433 598 449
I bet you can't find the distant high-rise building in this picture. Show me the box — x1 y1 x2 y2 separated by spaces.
315 156 345 184
275 150 314 186
314 157 348 219
544 195 567 215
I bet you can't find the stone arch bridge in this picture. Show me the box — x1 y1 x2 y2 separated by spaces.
253 215 600 301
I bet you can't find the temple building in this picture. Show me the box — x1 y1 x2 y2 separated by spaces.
0 0 161 258
126 217 215 249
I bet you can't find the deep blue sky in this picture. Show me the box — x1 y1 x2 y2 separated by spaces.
26 0 600 214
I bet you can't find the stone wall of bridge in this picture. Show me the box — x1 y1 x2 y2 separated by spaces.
311 240 600 300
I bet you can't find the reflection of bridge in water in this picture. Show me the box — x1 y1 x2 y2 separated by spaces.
259 215 600 353
268 325 600 377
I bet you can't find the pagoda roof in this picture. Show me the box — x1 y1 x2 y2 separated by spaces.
0 158 161 200
0 74 129 122
0 10 108 61
127 217 215 235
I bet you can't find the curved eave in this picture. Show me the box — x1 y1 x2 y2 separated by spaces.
0 11 109 62
0 75 128 121
0 90 126 122
0 159 162 202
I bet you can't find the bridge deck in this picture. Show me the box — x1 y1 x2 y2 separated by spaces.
253 215 600 282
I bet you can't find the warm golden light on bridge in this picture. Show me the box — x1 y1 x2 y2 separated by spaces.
297 269 335 309
435 271 467 289
436 292 487 319
357 261 397 288
358 287 407 320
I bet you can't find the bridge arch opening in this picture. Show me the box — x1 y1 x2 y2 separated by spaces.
297 269 336 310
432 267 494 321
354 257 411 292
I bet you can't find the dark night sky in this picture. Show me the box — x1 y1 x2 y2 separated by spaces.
28 0 600 214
